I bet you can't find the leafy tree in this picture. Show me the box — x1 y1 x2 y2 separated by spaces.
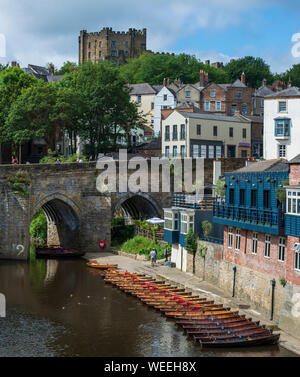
202 221 212 239
4 81 58 148
215 179 226 198
186 228 199 274
55 61 78 75
224 56 274 88
280 64 300 88
30 209 47 241
0 63 8 71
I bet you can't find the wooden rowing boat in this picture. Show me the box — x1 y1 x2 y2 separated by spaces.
198 334 280 348
37 247 85 258
87 262 118 270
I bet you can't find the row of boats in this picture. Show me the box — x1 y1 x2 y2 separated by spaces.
93 264 280 349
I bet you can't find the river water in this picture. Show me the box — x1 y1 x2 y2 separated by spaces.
0 259 296 357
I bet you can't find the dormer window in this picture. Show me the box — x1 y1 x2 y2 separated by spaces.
164 211 179 231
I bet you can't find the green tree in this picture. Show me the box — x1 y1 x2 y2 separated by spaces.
30 209 47 241
224 56 274 88
55 61 78 75
186 228 199 274
281 64 300 88
4 81 58 150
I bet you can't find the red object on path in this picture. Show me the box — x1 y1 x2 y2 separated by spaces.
99 240 106 249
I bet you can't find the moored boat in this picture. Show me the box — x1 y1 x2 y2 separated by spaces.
36 247 85 258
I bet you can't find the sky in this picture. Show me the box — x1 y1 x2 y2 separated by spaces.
1 0 300 73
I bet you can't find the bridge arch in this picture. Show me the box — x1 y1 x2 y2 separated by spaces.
31 193 80 249
113 193 162 221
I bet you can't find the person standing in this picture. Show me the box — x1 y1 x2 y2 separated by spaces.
150 249 156 267
165 246 169 263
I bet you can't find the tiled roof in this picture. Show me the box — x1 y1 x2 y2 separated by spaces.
254 85 274 97
129 83 157 95
265 87 300 98
234 159 289 173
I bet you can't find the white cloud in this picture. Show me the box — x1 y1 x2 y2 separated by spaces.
0 0 296 70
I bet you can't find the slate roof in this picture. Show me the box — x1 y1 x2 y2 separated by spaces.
265 87 300 98
129 83 157 95
28 64 50 76
47 75 64 83
254 86 274 97
289 154 300 164
178 111 249 123
234 159 289 173
139 138 162 150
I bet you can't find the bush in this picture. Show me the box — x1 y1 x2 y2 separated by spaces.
39 149 88 164
121 236 167 260
30 209 47 241
111 217 125 227
111 225 135 247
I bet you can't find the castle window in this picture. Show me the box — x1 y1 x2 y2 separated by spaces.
112 41 116 47
99 41 102 48
88 42 91 49
111 50 117 57
88 52 91 59
141 44 146 50
125 51 129 57
99 51 102 57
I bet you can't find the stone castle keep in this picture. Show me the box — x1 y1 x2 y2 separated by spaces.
79 27 147 65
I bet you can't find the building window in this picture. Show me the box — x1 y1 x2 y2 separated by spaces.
235 229 241 251
213 126 218 137
165 146 170 158
99 41 102 48
216 146 222 158
263 190 271 209
111 50 117 57
88 42 91 49
279 101 287 112
264 235 271 258
163 94 168 101
165 126 170 141
229 128 233 138
197 124 202 136
204 101 210 111
180 124 185 140
243 128 247 139
229 189 235 205
278 237 286 262
241 150 247 158
236 91 242 100
240 189 245 206
210 90 216 98
172 125 178 141
200 145 207 158
275 119 290 137
125 51 129 57
151 102 154 110
164 211 179 231
287 190 300 215
228 227 234 249
232 105 237 115
295 245 300 271
180 146 185 158
208 145 214 158
112 41 116 47
186 91 191 98
125 41 129 48
278 145 286 158
252 232 258 254
181 213 194 235
173 146 177 158
192 145 199 158
251 189 257 207
88 52 91 59
137 95 142 104
242 105 247 115
215 101 221 111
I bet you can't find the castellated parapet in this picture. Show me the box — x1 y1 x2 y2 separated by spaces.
79 27 147 65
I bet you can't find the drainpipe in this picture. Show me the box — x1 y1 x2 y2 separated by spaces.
270 279 276 321
232 266 237 297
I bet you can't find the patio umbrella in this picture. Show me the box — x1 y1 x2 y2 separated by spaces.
146 218 165 224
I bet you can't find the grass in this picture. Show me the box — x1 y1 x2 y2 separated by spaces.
121 236 168 260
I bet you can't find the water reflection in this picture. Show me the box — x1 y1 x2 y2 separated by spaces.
0 259 296 357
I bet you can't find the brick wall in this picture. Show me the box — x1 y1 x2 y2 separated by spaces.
289 164 300 186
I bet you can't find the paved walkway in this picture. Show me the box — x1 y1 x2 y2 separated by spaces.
85 251 300 356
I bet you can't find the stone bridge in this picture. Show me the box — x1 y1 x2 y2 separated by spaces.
0 162 172 260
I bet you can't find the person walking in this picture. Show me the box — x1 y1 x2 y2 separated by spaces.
150 249 156 267
164 246 169 263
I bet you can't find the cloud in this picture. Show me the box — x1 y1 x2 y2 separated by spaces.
0 0 298 70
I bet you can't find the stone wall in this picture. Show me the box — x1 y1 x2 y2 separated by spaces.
185 240 300 339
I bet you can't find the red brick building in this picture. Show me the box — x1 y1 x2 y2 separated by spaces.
200 74 253 116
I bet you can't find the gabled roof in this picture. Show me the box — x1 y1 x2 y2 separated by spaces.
234 159 289 173
177 83 203 93
152 85 163 93
254 86 274 97
265 87 300 98
28 64 50 76
231 79 247 88
129 83 157 95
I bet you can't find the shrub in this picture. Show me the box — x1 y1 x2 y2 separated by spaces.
111 225 135 247
215 179 225 198
121 236 166 260
111 217 125 227
202 220 213 238
30 209 47 241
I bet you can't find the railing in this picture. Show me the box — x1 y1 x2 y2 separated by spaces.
200 236 224 245
134 227 164 241
213 203 279 227
172 194 215 210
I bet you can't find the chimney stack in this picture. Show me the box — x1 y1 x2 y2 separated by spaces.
262 78 267 87
288 77 292 88
200 70 209 87
11 61 19 68
163 78 167 87
205 60 210 66
241 72 246 85
167 77 170 86
48 63 55 75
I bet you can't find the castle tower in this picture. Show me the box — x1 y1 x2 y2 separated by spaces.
78 27 147 65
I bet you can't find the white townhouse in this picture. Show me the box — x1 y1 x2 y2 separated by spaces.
153 86 177 136
264 87 300 160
